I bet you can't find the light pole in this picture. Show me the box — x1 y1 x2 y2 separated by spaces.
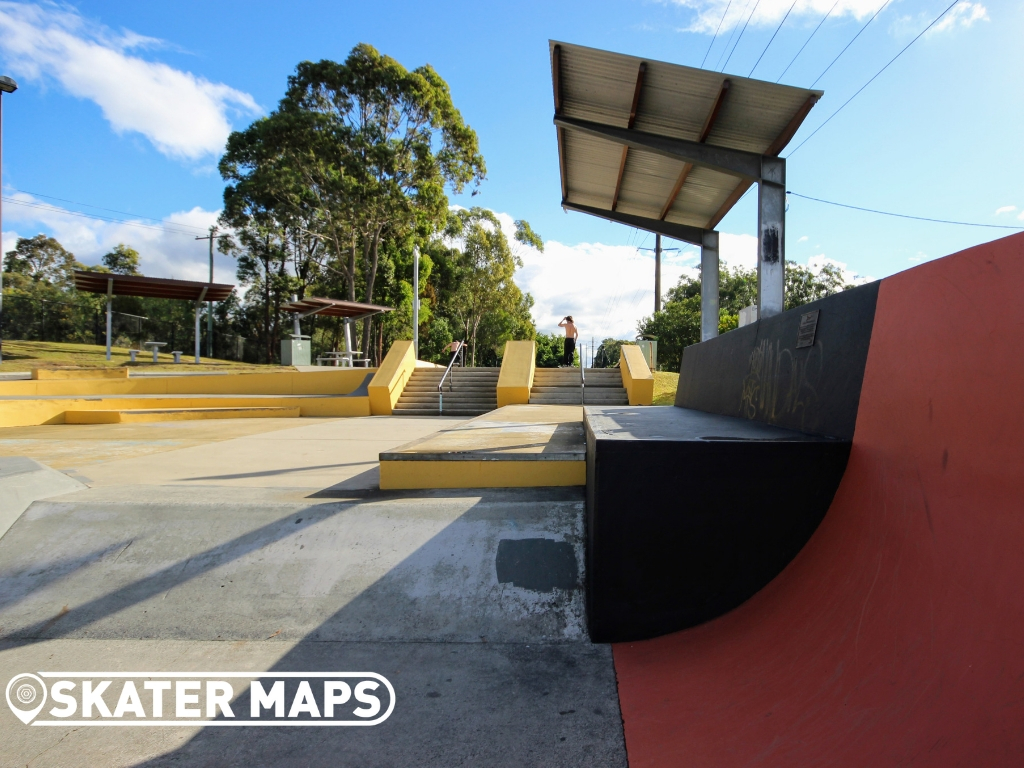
0 75 18 365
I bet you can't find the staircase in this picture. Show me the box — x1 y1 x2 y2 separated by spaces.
530 368 629 406
392 367 499 416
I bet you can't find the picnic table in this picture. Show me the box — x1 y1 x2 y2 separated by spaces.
143 341 167 363
317 351 370 368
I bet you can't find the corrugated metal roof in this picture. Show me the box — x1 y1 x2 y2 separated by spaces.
281 297 393 319
551 41 822 235
73 271 235 302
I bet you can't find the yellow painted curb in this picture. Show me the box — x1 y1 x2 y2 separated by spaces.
64 406 301 424
379 459 585 489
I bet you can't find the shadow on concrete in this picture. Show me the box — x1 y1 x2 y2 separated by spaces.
0 540 131 612
124 488 625 768
183 462 378 482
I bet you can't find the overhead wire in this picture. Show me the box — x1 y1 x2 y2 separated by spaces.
715 0 753 70
2 196 208 237
776 0 840 82
721 0 763 72
810 0 891 88
787 191 1024 229
787 0 964 157
748 0 799 77
701 0 734 68
8 189 210 234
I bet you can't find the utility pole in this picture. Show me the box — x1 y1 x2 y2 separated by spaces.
195 226 218 359
639 237 678 315
0 75 18 364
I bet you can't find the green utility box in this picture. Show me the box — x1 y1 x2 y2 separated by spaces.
634 339 657 371
281 335 311 366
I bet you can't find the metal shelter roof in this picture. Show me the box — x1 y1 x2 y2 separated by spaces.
280 297 393 319
550 41 822 243
73 271 235 302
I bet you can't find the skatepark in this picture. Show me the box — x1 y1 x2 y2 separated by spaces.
2 37 1023 768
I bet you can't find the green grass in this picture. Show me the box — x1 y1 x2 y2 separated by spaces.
0 340 289 373
653 371 678 405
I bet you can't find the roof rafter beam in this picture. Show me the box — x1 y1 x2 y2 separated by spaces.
705 93 819 229
554 115 763 181
552 45 568 202
659 79 730 221
562 200 705 246
611 62 646 212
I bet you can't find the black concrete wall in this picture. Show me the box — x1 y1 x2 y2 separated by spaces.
675 281 880 440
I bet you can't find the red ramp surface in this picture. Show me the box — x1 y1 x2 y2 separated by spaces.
613 234 1024 766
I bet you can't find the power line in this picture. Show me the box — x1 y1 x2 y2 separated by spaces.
9 189 210 233
701 0 734 68
787 191 1024 229
749 0 798 77
776 0 839 83
721 0 762 72
810 0 891 88
715 0 753 70
2 197 207 237
788 0 963 157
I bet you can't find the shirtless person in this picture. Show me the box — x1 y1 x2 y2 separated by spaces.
557 316 579 367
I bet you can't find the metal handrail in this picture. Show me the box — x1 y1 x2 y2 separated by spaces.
438 340 466 414
580 352 585 406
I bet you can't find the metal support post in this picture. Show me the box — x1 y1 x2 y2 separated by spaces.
654 234 662 313
343 318 353 367
700 230 720 341
757 157 786 319
291 294 301 337
412 246 420 357
194 286 207 364
105 278 113 361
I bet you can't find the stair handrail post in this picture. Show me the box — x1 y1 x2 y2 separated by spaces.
580 355 586 406
438 340 466 414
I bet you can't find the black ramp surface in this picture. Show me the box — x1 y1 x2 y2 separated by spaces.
585 407 849 643
675 281 879 439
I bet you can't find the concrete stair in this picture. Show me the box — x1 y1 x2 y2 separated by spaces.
530 368 629 406
392 367 499 416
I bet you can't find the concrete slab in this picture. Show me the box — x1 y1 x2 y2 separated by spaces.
0 456 85 541
379 406 586 489
0 487 624 767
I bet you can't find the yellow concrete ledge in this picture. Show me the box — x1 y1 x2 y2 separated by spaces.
496 340 536 407
0 395 369 428
0 369 374 398
64 406 301 424
620 344 654 405
368 340 416 415
33 367 130 380
379 459 585 490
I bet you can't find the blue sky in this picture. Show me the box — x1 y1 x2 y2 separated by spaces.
1 0 1020 340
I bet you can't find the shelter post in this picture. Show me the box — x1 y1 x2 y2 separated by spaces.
291 294 300 337
701 230 720 341
194 286 207 364
654 235 662 313
105 278 113 361
757 157 786 318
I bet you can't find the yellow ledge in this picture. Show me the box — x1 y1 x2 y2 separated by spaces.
368 340 416 415
379 459 585 490
496 340 536 407
620 344 654 405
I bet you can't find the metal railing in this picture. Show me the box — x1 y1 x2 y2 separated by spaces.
580 357 586 406
438 340 466 414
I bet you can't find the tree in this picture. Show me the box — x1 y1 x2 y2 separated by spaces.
102 244 141 275
3 235 77 285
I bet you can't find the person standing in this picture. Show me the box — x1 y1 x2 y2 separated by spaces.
558 316 578 367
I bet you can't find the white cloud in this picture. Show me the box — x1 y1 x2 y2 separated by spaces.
929 1 988 34
0 2 260 160
1 192 232 283
672 0 883 35
995 205 1016 215
1018 210 1024 221
805 253 871 284
797 235 809 242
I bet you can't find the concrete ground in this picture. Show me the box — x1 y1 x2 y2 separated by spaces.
0 415 626 767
